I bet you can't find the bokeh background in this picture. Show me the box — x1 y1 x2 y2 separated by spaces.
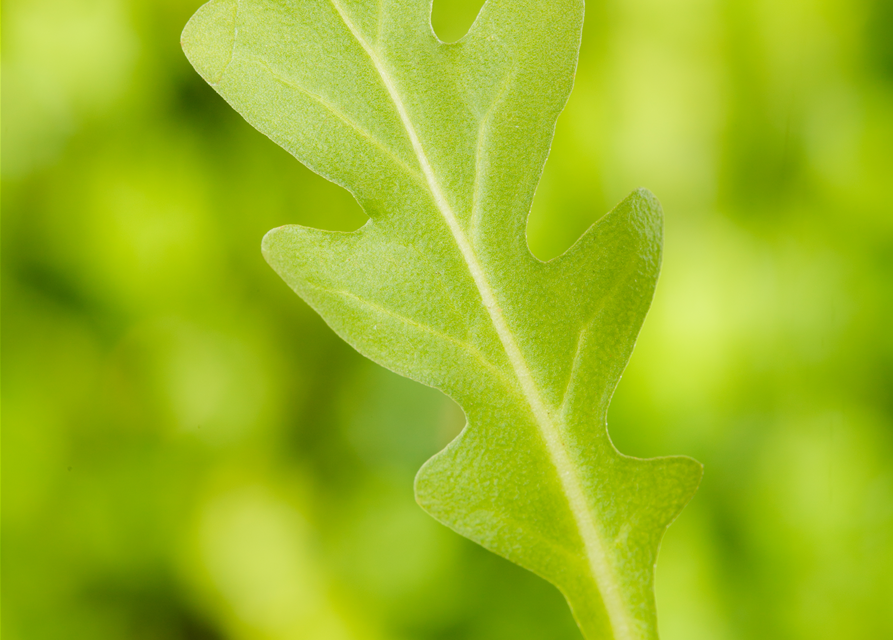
3 0 893 638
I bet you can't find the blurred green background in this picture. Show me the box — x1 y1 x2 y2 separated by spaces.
3 0 892 638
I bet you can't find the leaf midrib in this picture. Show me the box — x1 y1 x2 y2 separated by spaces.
326 2 635 637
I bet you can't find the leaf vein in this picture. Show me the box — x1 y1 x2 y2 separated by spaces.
245 54 424 184
309 283 511 387
469 73 514 240
560 320 593 416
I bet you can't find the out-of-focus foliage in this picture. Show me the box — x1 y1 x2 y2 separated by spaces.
2 0 891 638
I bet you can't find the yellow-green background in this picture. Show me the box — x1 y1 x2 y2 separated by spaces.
3 0 892 638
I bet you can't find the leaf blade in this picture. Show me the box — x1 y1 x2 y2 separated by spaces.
184 2 701 638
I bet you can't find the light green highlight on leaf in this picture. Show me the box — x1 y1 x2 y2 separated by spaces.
182 1 702 638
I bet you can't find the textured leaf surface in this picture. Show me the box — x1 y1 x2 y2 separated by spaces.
182 1 702 637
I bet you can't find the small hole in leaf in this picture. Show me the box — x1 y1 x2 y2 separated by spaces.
430 0 486 43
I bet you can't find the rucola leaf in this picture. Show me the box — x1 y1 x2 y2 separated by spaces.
182 1 702 637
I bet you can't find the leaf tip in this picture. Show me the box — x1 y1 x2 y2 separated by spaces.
618 187 664 254
181 0 238 86
669 454 705 513
629 187 663 222
261 226 288 267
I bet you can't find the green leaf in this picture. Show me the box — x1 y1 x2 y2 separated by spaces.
181 1 702 638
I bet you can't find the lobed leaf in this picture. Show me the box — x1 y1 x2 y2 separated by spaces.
182 1 702 637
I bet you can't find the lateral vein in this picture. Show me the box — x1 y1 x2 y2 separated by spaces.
310 284 510 386
469 73 514 241
560 321 592 416
247 55 423 183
